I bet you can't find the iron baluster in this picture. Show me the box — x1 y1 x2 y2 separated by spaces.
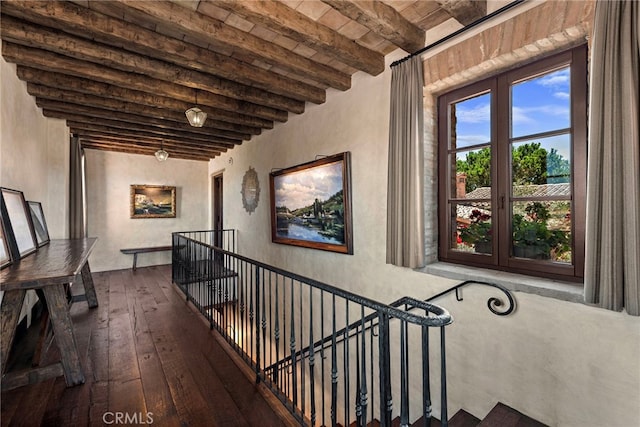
256 268 267 382
344 301 350 427
360 307 368 427
355 322 361 426
400 321 409 427
422 324 432 427
369 316 375 425
274 275 280 385
249 264 254 365
378 312 392 427
300 282 306 418
331 294 337 427
268 272 274 386
290 278 298 409
440 326 448 427
255 266 261 383
309 288 316 426
240 260 246 353
320 290 326 427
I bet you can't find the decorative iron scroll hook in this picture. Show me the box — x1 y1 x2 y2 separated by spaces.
426 280 516 316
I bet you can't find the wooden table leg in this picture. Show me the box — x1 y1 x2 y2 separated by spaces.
1 289 26 374
80 261 99 308
42 284 85 386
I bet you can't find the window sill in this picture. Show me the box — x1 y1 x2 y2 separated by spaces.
419 262 584 304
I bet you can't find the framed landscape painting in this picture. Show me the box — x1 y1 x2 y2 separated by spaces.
130 185 176 218
269 152 353 254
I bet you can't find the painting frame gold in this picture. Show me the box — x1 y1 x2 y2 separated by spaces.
269 152 353 254
130 185 176 219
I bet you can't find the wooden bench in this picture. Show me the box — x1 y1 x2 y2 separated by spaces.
120 246 172 270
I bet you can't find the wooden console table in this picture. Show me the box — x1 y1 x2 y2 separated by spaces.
0 238 98 390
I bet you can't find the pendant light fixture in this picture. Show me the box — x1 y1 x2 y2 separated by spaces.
155 140 169 161
185 90 207 127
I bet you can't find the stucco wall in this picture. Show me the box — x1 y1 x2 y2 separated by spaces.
208 51 639 427
1 58 69 238
1 57 69 322
85 149 208 272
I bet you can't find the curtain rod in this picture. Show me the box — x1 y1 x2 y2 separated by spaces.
390 0 527 68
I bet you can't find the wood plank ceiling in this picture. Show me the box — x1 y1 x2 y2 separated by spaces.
1 0 487 161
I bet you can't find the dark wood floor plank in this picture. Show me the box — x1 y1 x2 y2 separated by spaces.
142 297 238 426
107 270 148 419
7 378 56 427
133 267 170 306
0 385 23 425
1 265 288 427
146 283 251 426
131 267 247 426
88 381 109 427
147 266 288 427
124 269 182 426
108 272 141 383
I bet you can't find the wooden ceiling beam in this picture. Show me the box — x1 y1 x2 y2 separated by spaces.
76 134 221 157
321 0 425 53
1 0 339 95
34 97 247 143
436 0 487 26
0 15 310 112
42 111 238 148
213 0 385 75
115 0 357 85
72 130 224 154
16 66 268 132
1 42 288 123
80 141 211 162
28 84 251 140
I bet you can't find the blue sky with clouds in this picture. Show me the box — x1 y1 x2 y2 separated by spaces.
454 66 572 160
274 161 343 211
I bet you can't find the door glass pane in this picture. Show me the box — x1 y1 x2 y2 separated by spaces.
512 201 571 263
511 67 570 138
450 92 491 150
452 202 493 254
453 147 492 197
511 134 571 197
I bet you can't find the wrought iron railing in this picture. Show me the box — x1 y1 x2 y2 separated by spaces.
269 281 516 426
172 230 516 426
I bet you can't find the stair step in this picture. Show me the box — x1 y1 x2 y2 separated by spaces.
449 409 482 427
411 408 480 427
339 403 544 427
478 403 548 427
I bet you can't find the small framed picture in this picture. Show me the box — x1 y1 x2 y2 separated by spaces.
27 201 50 247
0 187 37 259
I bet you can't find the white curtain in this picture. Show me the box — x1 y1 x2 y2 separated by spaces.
584 0 640 316
386 56 425 268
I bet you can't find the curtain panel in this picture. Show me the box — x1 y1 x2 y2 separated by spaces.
584 0 640 316
386 56 425 268
69 135 86 239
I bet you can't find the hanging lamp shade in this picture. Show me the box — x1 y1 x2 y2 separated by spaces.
155 141 169 161
185 106 207 127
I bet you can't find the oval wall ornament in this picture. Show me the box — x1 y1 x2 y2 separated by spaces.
241 166 260 214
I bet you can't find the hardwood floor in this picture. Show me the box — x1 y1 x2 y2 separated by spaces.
1 265 293 427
